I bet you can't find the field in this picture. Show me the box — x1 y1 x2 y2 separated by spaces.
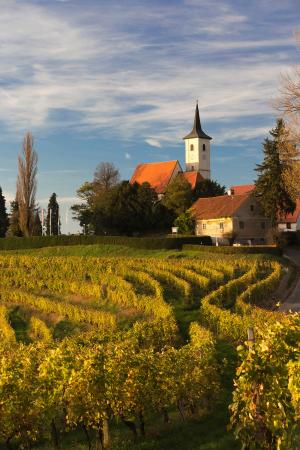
0 245 294 450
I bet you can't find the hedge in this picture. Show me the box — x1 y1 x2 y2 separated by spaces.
0 235 212 251
182 244 282 256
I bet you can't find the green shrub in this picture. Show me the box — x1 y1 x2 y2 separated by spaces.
182 244 282 255
0 235 212 251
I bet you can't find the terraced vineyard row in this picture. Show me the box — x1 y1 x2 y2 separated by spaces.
0 255 287 449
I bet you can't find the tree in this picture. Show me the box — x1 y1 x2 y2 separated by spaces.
174 210 196 235
255 119 296 227
16 132 38 237
72 163 120 235
93 162 120 192
162 175 193 217
0 187 9 238
6 200 23 237
92 181 161 235
277 33 300 143
193 179 226 201
32 209 42 236
46 193 60 236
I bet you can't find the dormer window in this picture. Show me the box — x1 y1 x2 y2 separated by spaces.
190 144 194 151
203 144 206 151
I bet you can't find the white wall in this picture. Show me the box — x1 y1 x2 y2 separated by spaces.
185 137 210 178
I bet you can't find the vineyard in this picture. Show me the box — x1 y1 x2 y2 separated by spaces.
0 252 299 449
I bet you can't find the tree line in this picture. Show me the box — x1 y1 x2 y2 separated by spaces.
0 132 61 238
71 161 225 235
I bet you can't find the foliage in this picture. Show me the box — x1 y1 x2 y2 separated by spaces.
255 119 296 227
16 132 38 237
6 200 23 237
46 193 60 236
162 174 193 216
229 317 300 449
0 249 289 449
0 187 9 238
174 210 196 234
193 178 226 201
32 209 42 236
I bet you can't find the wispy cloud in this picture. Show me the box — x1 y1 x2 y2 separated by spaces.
125 152 131 160
0 0 296 144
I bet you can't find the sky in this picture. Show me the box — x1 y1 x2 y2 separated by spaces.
0 0 299 233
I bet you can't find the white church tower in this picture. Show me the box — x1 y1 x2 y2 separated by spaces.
183 103 212 179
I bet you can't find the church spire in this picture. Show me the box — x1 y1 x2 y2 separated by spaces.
183 102 212 140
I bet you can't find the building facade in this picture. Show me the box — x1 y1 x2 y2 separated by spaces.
192 191 272 245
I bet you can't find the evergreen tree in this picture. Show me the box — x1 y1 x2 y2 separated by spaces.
6 200 23 237
46 193 60 236
255 119 296 227
32 209 42 236
193 179 226 201
0 187 9 237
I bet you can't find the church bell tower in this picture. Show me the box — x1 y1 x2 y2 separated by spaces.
183 103 212 179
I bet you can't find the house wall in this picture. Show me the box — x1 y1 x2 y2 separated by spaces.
196 217 233 242
278 223 297 232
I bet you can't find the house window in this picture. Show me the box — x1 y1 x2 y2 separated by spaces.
219 222 224 230
250 205 254 211
239 221 244 229
191 165 194 171
190 144 194 151
286 223 291 230
261 222 265 229
203 144 206 151
202 223 206 230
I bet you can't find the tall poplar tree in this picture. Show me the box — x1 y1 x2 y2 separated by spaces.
16 132 38 237
0 187 9 237
255 119 296 227
46 193 60 236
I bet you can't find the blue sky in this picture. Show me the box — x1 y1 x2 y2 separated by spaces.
0 0 299 233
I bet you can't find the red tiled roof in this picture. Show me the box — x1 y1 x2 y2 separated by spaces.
130 160 180 194
230 184 255 195
181 171 204 189
278 199 300 223
192 193 249 219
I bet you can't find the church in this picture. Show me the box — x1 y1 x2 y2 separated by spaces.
130 103 211 198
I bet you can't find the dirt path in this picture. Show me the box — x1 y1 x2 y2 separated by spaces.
279 247 300 312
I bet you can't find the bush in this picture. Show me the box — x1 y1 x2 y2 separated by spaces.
277 231 298 247
0 235 212 251
182 244 282 255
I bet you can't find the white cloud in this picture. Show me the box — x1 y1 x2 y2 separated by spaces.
145 139 162 148
125 152 131 159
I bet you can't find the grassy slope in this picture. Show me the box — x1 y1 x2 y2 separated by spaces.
2 244 253 450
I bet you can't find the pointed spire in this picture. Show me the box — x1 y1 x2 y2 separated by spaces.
183 103 212 140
